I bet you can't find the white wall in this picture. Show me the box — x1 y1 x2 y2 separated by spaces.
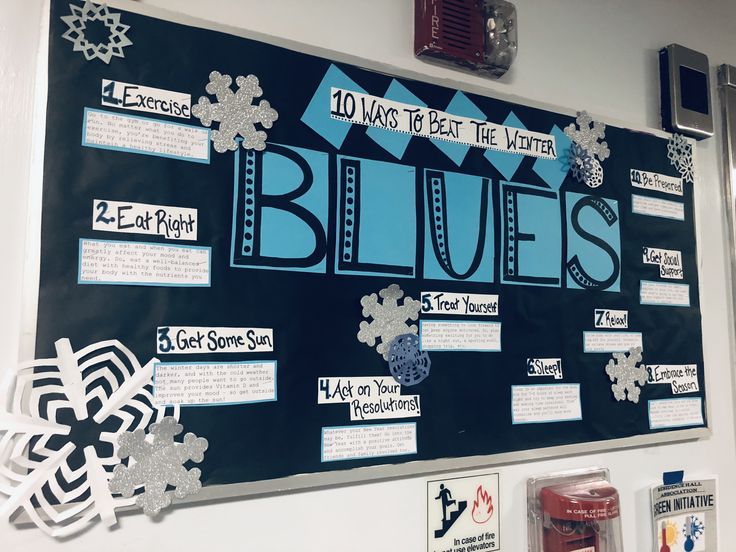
2 0 735 550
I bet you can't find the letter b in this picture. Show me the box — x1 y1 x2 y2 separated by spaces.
231 143 329 272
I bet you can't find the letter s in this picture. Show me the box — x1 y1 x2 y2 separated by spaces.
566 195 620 290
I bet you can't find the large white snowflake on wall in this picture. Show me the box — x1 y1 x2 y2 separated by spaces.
0 338 178 537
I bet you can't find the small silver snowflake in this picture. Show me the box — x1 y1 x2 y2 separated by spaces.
60 1 132 64
109 417 208 516
605 346 647 403
358 284 421 360
667 133 694 184
564 111 610 161
192 71 279 153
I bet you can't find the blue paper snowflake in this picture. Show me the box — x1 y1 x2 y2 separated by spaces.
568 143 593 183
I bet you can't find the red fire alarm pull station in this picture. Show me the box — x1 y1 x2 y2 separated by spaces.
414 0 517 78
528 469 624 552
540 482 622 552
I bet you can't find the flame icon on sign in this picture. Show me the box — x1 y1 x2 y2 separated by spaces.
471 485 494 524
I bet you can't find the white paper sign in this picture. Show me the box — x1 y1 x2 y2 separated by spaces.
649 398 704 429
583 331 642 352
647 364 699 395
156 326 274 354
101 79 191 119
153 361 276 406
643 247 683 279
78 239 210 286
348 396 420 421
630 169 683 196
316 376 420 421
330 88 557 159
420 321 501 351
651 479 717 552
420 291 499 316
321 423 417 462
83 108 210 163
594 309 628 329
526 358 563 379
92 199 197 240
511 384 582 424
640 280 690 307
631 194 685 221
427 473 501 552
317 377 401 404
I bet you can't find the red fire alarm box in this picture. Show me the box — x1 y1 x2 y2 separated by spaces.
414 0 517 78
528 468 624 552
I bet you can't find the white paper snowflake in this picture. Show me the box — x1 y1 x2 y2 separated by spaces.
564 111 610 161
109 417 207 516
192 71 279 153
605 346 647 403
60 1 132 64
0 338 177 537
357 284 421 360
667 133 694 184
586 158 603 188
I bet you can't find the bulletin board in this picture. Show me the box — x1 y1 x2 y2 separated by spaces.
3 0 709 534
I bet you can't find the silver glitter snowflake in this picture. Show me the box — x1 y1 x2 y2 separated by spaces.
358 284 421 360
109 417 208 516
60 1 132 64
667 133 694 184
605 346 647 403
192 71 279 153
564 111 610 161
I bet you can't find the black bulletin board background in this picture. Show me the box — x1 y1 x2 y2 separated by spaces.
36 0 707 489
